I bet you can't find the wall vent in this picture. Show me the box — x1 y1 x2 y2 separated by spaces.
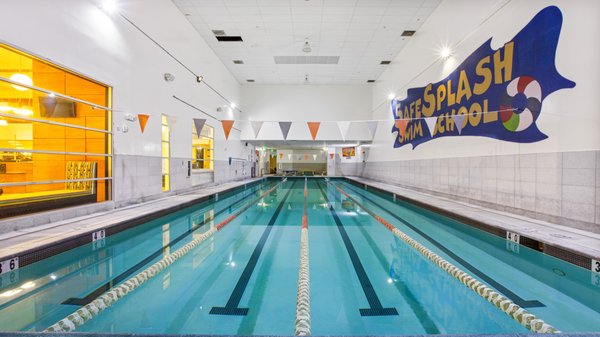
401 30 416 36
212 30 226 36
216 36 243 42
380 60 391 65
246 79 255 82
233 60 244 64
367 80 375 83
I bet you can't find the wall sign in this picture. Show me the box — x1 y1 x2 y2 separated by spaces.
391 6 575 149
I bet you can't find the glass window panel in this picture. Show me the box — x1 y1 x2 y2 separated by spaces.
0 43 111 217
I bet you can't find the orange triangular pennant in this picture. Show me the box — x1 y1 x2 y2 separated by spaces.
221 120 234 140
395 119 409 137
138 114 149 133
307 122 320 140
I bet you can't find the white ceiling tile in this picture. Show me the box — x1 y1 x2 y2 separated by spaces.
388 0 424 7
175 0 439 84
191 0 226 7
322 6 356 15
257 0 291 6
356 0 390 7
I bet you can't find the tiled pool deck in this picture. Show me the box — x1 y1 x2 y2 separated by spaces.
346 177 600 264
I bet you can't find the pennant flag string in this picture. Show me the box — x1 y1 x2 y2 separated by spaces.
394 119 409 138
138 114 149 134
307 122 321 140
279 121 292 140
452 114 466 135
367 121 378 140
337 121 351 141
221 120 235 140
193 118 206 136
424 117 438 137
250 121 264 138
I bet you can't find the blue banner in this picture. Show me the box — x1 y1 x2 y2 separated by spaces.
391 6 575 149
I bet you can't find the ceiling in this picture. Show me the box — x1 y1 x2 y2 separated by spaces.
172 0 441 85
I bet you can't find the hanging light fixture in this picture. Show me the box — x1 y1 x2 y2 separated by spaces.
302 39 312 53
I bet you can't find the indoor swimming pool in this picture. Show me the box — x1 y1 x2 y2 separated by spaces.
0 178 598 335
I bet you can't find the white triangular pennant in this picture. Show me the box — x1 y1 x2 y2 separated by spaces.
367 121 378 139
312 154 317 160
337 121 351 141
166 115 177 130
424 117 438 137
287 154 292 160
250 121 263 138
452 114 466 134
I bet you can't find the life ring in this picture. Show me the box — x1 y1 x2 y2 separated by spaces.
499 76 542 132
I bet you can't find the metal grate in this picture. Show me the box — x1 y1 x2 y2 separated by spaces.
544 245 591 269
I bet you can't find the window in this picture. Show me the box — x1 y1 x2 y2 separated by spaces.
192 124 213 171
161 115 170 191
0 43 111 218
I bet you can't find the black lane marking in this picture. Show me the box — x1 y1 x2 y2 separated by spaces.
210 180 297 316
316 182 398 317
352 218 439 333
342 182 544 308
62 183 271 306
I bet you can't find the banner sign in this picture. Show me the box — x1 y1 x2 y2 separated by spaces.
391 6 575 149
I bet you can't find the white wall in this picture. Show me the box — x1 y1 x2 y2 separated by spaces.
368 0 600 162
0 0 250 202
240 84 372 140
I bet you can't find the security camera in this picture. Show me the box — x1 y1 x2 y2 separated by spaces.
164 73 175 82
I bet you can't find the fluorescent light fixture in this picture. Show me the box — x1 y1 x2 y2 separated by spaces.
388 93 396 100
10 73 32 91
230 102 236 109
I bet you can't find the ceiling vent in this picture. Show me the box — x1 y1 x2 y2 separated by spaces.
212 30 226 36
274 56 339 65
367 80 375 83
401 30 416 36
233 60 244 64
246 79 255 82
380 60 391 65
216 36 243 42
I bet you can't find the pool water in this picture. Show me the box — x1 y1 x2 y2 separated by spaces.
0 178 598 335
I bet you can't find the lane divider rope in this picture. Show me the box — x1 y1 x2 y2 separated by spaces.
295 178 311 336
331 183 559 334
45 181 284 333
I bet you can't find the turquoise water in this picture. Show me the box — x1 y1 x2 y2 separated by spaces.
0 178 598 334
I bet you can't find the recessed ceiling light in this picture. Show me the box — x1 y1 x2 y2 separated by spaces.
380 60 391 65
401 30 416 36
367 80 375 83
233 60 244 64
